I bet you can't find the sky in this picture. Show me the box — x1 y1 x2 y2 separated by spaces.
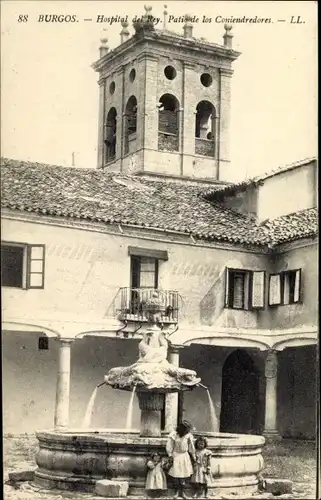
1 1 317 181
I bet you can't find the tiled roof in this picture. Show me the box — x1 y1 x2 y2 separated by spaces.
1 158 318 248
259 208 318 246
204 157 317 201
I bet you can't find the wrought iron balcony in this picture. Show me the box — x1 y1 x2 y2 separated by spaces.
118 287 179 323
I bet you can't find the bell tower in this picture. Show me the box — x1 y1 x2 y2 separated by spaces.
92 6 240 181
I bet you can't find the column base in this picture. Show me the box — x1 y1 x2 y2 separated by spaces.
263 430 282 442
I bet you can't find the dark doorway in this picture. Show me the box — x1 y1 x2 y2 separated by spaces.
220 349 260 434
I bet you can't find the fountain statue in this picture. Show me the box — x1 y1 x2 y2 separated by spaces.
104 292 201 437
35 291 265 497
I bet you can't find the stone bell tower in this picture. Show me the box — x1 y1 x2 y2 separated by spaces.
92 6 240 181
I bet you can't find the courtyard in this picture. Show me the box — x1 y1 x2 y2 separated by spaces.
3 436 317 500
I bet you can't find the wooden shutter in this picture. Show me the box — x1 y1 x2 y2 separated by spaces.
283 272 290 305
293 269 301 303
269 274 281 306
251 271 265 309
27 245 45 289
224 268 230 308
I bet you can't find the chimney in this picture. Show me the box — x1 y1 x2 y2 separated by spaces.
120 21 130 44
223 24 233 48
163 5 168 29
99 31 109 57
183 14 193 38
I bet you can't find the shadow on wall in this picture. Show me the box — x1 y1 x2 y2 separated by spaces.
199 269 225 326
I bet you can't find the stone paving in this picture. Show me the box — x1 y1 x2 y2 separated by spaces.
3 436 317 500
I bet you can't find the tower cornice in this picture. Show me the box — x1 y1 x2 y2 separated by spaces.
92 31 240 75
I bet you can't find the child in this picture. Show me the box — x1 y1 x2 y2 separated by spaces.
166 420 196 499
191 437 214 498
145 452 167 496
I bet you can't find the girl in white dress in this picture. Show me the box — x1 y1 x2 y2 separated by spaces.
166 421 196 499
191 437 214 498
145 452 167 495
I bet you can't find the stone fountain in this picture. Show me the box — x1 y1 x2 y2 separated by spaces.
35 293 265 497
105 292 201 438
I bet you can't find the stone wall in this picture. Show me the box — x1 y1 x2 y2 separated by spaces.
97 49 231 180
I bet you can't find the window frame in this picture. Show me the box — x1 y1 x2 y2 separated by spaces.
1 241 45 290
225 267 266 311
268 269 302 307
130 255 159 290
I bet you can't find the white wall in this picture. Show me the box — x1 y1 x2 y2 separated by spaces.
2 217 269 330
257 161 316 221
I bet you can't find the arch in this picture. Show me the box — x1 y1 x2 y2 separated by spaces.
220 349 263 434
195 100 216 157
182 336 271 352
2 321 60 338
158 93 180 152
105 107 117 163
272 336 317 351
124 95 137 154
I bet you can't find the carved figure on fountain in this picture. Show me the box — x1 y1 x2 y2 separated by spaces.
105 292 201 392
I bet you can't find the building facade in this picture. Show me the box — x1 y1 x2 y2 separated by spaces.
1 9 318 440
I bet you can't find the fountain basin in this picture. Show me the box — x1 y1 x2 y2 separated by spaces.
35 430 265 497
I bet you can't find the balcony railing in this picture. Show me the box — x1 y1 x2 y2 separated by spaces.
158 132 179 152
195 138 215 157
118 287 179 323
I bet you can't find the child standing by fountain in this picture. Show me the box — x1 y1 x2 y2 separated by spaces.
166 420 196 499
191 437 214 498
145 452 167 497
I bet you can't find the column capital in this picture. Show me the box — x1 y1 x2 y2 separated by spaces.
184 61 196 70
98 77 107 86
59 337 75 344
219 68 234 77
115 64 125 76
168 344 184 354
137 53 158 63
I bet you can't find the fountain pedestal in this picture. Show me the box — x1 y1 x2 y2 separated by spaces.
137 391 164 437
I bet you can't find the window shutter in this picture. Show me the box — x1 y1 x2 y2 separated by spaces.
294 269 301 303
283 273 290 305
224 268 230 307
269 274 281 306
27 245 45 289
251 271 265 308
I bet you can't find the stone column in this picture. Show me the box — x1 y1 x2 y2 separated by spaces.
165 345 182 433
54 338 73 431
263 349 280 439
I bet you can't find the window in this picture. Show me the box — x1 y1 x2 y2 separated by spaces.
269 269 302 306
130 256 158 315
1 243 45 289
131 256 158 289
158 93 180 152
104 107 117 163
38 337 49 350
200 73 213 87
195 100 216 157
225 268 266 310
164 65 177 80
124 95 137 155
129 68 136 82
